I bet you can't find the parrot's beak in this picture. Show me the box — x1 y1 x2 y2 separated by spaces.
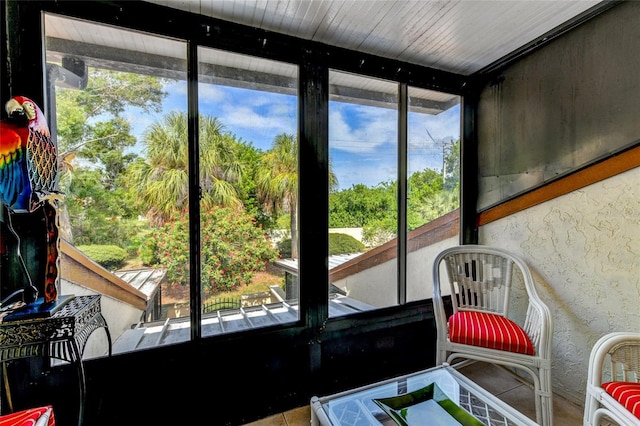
5 98 27 122
6 98 25 116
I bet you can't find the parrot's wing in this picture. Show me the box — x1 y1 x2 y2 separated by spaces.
26 126 58 195
0 122 32 211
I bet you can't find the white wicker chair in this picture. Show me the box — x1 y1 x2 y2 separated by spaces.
432 245 554 426
584 332 640 426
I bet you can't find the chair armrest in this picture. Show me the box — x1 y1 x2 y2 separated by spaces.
523 299 553 360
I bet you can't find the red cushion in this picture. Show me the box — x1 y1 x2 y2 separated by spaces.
448 311 535 355
602 381 640 419
0 406 55 426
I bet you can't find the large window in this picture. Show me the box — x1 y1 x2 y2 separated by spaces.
46 14 190 353
327 70 460 316
406 87 460 302
45 13 299 354
328 70 399 314
196 46 299 338
40 9 459 355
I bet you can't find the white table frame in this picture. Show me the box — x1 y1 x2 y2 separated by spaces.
310 363 538 426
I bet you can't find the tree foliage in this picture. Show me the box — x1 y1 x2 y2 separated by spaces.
64 168 142 250
255 133 299 257
235 141 272 228
56 69 165 176
143 207 278 294
125 112 244 226
55 69 167 244
329 139 460 244
329 183 395 228
443 139 460 192
255 133 337 259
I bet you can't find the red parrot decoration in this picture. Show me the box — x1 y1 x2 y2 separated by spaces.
0 95 61 305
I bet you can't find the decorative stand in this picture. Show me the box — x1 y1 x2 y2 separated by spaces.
0 295 111 426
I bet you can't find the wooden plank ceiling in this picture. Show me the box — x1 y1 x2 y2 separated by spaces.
145 0 606 76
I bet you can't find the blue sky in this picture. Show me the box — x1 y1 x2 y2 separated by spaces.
127 80 460 191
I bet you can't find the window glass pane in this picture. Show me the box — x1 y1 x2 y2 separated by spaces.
406 87 460 303
197 47 299 337
44 13 189 355
328 70 399 317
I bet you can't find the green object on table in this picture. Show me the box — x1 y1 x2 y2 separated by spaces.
373 383 484 426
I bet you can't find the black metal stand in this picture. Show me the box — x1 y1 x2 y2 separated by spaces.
0 295 111 426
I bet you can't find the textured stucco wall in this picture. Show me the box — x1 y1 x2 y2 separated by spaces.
479 167 640 405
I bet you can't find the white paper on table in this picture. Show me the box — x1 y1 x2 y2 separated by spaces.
403 400 462 426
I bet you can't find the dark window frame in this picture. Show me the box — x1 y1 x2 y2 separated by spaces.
5 0 469 342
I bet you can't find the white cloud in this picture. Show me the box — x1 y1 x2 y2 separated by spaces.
329 104 397 154
198 84 226 103
219 104 294 137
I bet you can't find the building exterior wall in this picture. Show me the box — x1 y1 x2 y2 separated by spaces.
333 236 459 306
480 166 640 405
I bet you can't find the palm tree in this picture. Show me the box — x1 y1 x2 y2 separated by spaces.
127 111 243 225
256 133 337 259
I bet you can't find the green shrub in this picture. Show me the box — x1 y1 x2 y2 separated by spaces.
329 233 365 255
277 239 292 258
278 233 364 258
77 244 128 270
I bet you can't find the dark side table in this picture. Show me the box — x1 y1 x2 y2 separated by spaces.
0 295 112 426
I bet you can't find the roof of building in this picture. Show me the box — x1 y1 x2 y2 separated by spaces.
274 253 362 275
114 268 166 299
112 293 374 353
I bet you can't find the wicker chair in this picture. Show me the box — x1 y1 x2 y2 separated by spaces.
432 245 554 426
584 332 640 426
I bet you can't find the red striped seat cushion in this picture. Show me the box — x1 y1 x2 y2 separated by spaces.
448 311 535 355
602 381 640 419
0 406 55 425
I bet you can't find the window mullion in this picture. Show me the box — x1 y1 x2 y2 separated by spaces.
398 83 408 305
187 40 202 341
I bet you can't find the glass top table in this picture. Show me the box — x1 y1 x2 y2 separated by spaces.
310 363 538 426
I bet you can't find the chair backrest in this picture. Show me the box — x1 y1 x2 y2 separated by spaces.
435 245 538 314
433 245 551 352
605 337 640 383
585 332 640 426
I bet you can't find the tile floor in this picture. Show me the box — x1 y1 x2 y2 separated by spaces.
243 361 590 426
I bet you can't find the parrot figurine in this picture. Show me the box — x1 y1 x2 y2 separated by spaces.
0 95 62 306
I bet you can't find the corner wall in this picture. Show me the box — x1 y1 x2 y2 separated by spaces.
475 0 640 406
481 159 640 405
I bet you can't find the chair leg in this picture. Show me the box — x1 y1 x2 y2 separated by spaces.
445 354 554 425
583 395 595 426
504 363 552 426
537 367 553 426
483 362 553 426
583 386 599 426
435 346 447 365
